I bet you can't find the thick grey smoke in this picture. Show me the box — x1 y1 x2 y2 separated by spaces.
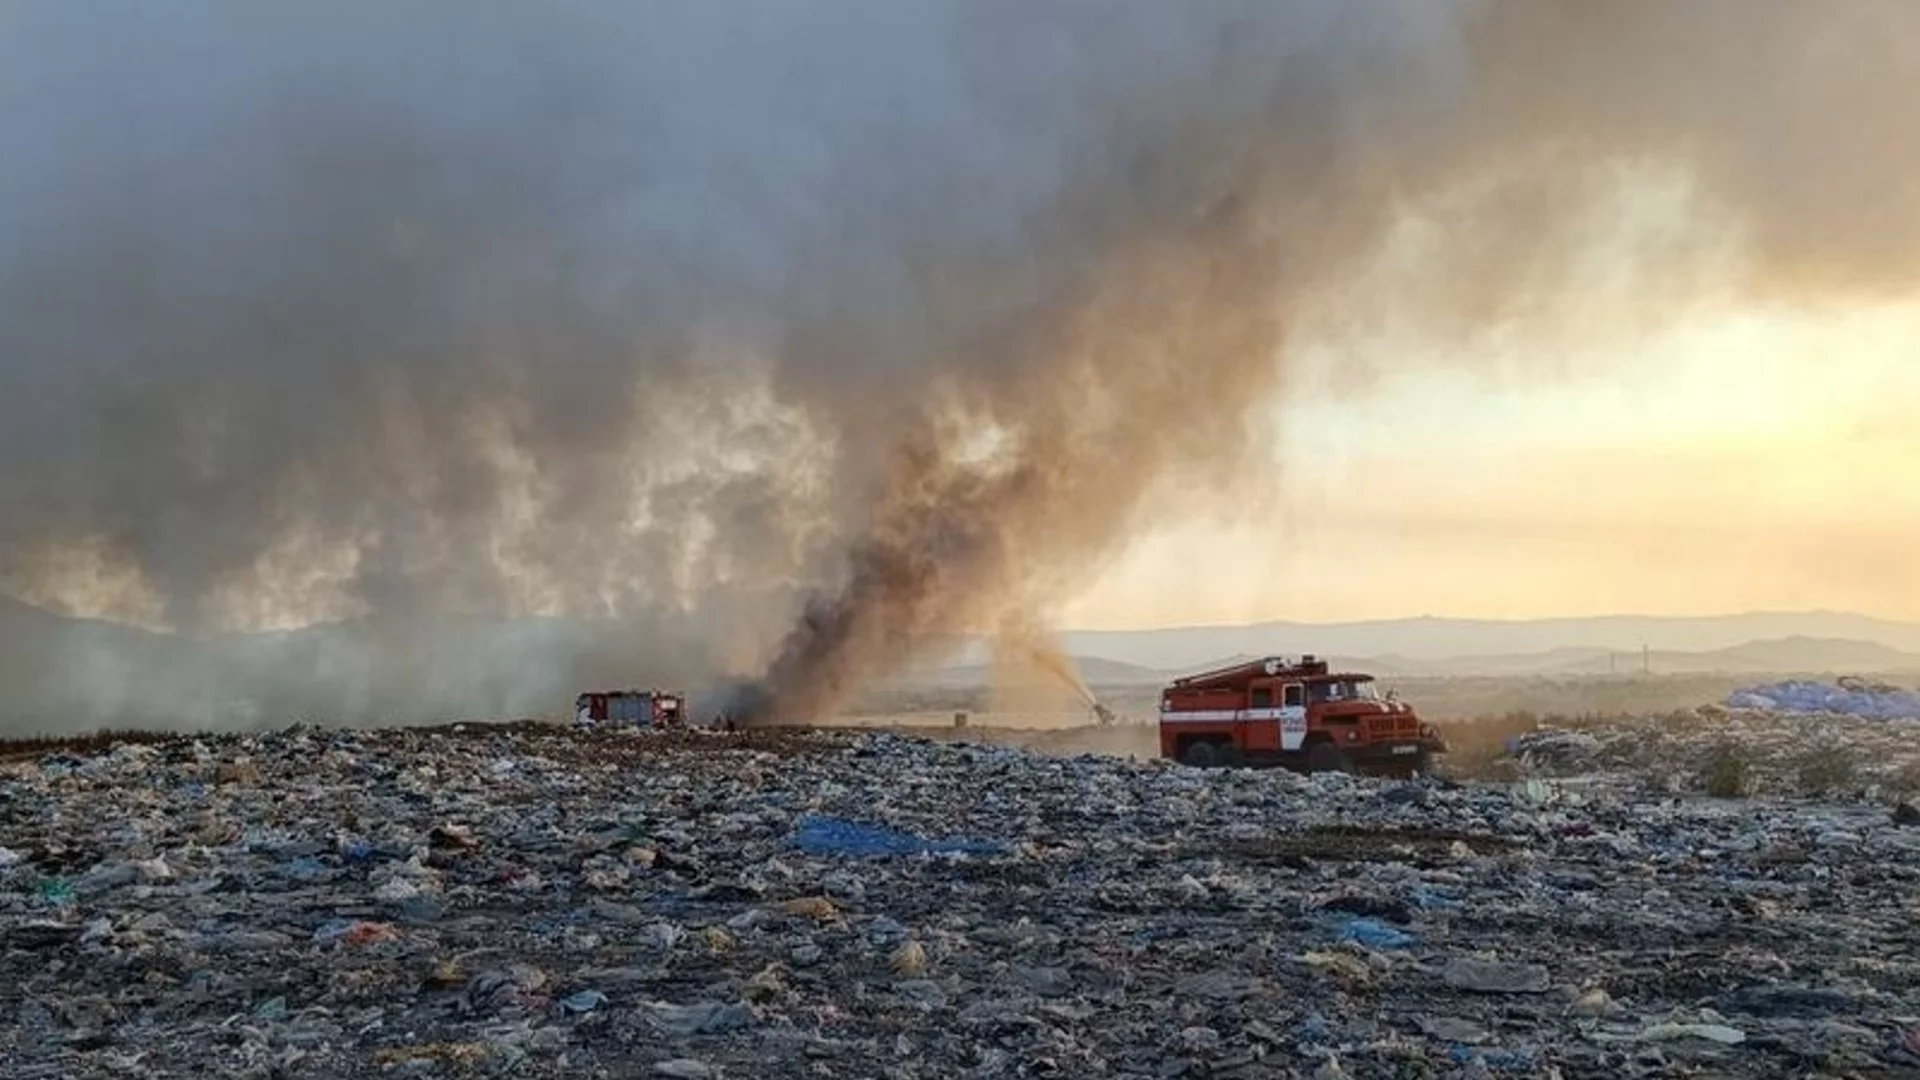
1 2 1917 732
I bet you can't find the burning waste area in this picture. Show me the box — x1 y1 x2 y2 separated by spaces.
7 3 1920 1077
4 717 1920 1078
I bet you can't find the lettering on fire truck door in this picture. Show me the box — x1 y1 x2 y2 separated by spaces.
1280 683 1308 750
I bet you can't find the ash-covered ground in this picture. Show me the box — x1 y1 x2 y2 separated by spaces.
4 717 1920 1079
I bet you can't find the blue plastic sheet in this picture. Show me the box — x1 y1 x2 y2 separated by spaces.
1449 1047 1536 1071
1726 679 1920 720
793 815 1008 858
1336 916 1417 950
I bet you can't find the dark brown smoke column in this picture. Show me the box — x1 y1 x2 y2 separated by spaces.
740 208 1296 723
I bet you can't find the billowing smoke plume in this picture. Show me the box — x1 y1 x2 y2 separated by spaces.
1 2 1917 732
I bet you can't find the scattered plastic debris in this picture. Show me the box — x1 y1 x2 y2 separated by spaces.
1726 678 1920 720
1335 916 1417 950
1636 1022 1749 1045
1442 956 1552 994
1498 711 1920 796
1448 1046 1536 1071
1507 730 1604 771
0 722 1914 1077
793 815 1009 858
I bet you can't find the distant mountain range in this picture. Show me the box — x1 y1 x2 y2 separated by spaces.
900 634 1920 690
1050 612 1920 671
909 615 1920 687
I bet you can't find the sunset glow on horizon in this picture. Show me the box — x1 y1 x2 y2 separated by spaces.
1062 298 1920 629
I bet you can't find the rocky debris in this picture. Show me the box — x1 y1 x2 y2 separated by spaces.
1 721 1918 1078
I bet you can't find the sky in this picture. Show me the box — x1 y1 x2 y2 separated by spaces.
6 1 1920 652
1062 297 1920 629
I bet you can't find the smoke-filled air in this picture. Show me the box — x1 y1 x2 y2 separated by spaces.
2 2 1918 732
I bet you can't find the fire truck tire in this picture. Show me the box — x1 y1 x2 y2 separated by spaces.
1306 740 1352 774
1182 739 1222 769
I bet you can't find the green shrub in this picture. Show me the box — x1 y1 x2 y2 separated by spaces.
1795 745 1857 796
1884 759 1920 796
1702 745 1753 798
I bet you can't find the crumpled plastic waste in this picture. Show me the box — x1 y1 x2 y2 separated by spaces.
1449 1045 1536 1071
642 1000 757 1036
1334 916 1416 950
1 722 1915 1078
793 814 1009 858
1496 710 1920 796
1507 730 1604 771
1637 1022 1748 1045
1442 956 1551 994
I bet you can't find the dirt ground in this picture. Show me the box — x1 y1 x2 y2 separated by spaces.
0 673 1795 775
847 673 1798 727
826 672 1763 776
824 710 1162 759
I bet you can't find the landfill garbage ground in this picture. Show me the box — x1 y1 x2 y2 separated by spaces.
5 714 1920 1079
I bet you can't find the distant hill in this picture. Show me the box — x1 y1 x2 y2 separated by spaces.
890 634 1920 691
1534 636 1920 676
1057 612 1920 670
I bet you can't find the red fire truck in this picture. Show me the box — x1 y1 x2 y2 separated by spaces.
1157 655 1446 775
574 688 686 729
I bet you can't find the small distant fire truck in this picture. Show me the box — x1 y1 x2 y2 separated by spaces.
1157 655 1445 775
574 688 686 729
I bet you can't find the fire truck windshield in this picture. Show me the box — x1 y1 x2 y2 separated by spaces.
1311 680 1379 702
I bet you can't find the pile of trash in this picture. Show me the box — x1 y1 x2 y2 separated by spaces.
4 722 1920 1078
1502 710 1920 798
1504 729 1606 773
1725 678 1920 721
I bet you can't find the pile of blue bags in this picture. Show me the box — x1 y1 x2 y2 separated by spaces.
1725 679 1920 720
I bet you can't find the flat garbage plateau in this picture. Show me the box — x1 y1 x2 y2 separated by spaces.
3 720 1919 1079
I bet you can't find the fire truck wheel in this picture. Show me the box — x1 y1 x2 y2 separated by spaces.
1182 740 1222 769
1306 740 1352 774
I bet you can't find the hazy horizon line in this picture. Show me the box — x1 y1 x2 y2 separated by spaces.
10 593 1916 638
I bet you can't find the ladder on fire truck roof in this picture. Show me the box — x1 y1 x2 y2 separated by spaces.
1170 655 1326 690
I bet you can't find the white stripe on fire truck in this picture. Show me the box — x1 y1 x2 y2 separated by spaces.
1158 709 1299 722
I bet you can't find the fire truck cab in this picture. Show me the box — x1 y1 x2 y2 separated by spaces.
574 688 686 729
1157 655 1446 775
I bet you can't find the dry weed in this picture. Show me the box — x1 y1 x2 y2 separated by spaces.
1795 745 1858 796
1701 744 1755 798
